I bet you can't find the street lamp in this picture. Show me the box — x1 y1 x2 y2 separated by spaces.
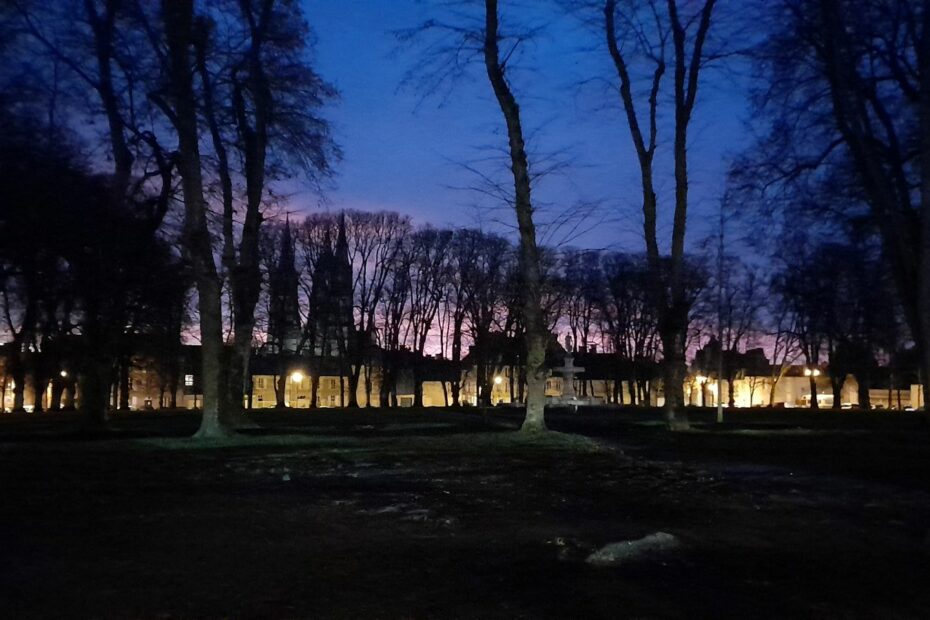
59 370 68 378
493 375 503 386
288 371 305 409
803 368 821 377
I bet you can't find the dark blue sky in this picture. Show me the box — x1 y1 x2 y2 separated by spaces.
299 0 752 252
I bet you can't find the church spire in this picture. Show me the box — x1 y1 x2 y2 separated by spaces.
336 211 348 259
268 215 301 354
279 215 295 269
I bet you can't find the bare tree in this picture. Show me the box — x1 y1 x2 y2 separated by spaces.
695 256 764 407
764 304 801 407
407 227 453 405
570 0 719 427
344 211 410 407
398 0 549 431
193 0 337 422
5 0 179 426
743 0 930 409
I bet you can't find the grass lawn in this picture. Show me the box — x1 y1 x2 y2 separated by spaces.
1 408 929 618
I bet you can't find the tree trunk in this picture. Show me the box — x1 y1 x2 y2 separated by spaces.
727 370 736 408
450 318 463 406
919 4 930 415
79 355 111 431
49 377 63 411
310 371 320 409
809 375 819 410
62 379 76 410
832 375 844 410
484 0 547 432
226 327 258 424
413 374 423 407
163 0 230 439
11 358 25 412
118 356 130 411
347 366 361 408
364 363 373 407
660 325 689 429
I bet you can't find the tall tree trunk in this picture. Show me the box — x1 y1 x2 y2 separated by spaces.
118 355 130 411
832 376 844 410
727 370 736 408
483 0 547 432
919 3 930 415
79 354 110 430
11 362 24 412
364 362 373 407
49 377 63 411
451 318 463 406
413 365 423 407
659 319 689 428
162 0 229 438
275 371 286 408
809 375 819 410
62 378 76 410
347 365 361 408
310 371 320 409
32 372 46 414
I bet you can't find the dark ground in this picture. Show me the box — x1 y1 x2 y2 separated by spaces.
1 406 929 619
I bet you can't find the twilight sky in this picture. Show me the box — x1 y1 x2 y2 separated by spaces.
297 0 753 252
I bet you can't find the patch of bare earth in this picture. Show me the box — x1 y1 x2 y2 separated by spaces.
0 415 928 618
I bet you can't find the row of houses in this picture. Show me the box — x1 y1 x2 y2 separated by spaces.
1 338 922 412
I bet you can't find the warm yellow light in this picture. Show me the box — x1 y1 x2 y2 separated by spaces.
804 368 820 377
696 375 707 384
813 369 821 377
290 371 304 383
494 375 503 385
60 370 68 378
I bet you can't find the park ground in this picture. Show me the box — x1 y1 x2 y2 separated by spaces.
2 407 930 618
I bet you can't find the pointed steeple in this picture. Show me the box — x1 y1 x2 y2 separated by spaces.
279 215 295 269
269 215 301 354
335 212 348 257
321 226 333 257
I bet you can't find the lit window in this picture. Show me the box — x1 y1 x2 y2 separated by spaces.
184 374 194 387
330 379 337 389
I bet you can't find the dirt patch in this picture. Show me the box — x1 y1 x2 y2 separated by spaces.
0 410 928 617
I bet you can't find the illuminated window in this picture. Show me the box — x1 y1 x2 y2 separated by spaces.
184 374 194 387
330 379 337 389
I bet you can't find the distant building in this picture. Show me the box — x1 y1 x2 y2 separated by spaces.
267 218 302 355
306 214 354 358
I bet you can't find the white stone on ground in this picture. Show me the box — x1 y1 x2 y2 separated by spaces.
585 532 680 566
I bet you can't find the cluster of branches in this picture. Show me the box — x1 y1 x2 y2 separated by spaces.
0 118 188 414
254 211 707 408
0 0 337 434
730 0 930 409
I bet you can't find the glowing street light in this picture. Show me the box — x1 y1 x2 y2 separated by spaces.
493 375 503 386
59 370 68 378
804 368 821 377
290 371 304 383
